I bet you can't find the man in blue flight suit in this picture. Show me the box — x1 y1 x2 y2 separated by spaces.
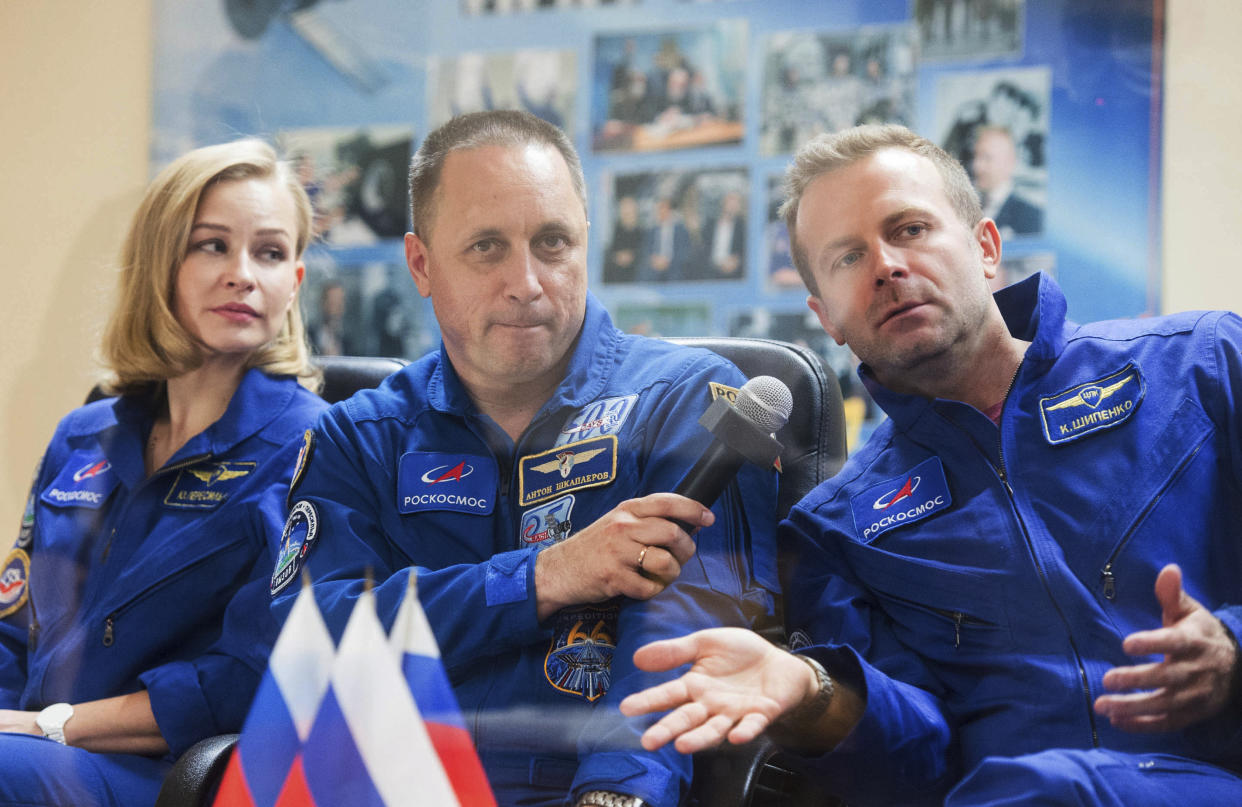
619 124 1242 806
271 110 778 807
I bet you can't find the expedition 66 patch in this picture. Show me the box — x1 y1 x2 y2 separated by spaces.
851 456 952 543
1039 363 1144 445
544 604 618 702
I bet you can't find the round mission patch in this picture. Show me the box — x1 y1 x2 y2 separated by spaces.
270 500 319 596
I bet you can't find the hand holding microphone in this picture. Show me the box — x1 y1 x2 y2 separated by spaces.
534 375 792 616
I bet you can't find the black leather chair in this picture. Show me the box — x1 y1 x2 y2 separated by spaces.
154 338 846 807
667 336 847 519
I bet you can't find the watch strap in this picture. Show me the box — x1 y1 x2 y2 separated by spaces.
36 702 74 745
781 653 835 726
576 790 646 807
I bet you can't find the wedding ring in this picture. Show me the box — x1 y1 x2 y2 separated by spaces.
637 546 649 571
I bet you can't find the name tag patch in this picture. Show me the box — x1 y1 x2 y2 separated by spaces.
271 500 319 596
519 436 617 507
164 461 255 509
520 494 575 545
708 381 739 403
0 548 30 619
851 457 952 543
554 394 638 447
41 452 118 510
398 452 496 515
1039 363 1144 445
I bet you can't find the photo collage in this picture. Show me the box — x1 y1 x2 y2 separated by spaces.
154 0 1160 448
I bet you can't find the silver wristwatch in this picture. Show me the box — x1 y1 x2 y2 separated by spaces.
576 790 646 807
36 702 74 744
781 654 835 725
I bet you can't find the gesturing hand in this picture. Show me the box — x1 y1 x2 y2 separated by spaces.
534 492 713 620
1095 564 1238 732
619 627 816 754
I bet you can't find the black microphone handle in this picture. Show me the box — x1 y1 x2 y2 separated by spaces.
667 438 747 535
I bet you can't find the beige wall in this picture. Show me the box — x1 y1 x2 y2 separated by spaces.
0 2 152 539
0 0 1239 533
1162 2 1242 313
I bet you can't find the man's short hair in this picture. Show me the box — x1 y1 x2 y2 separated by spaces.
408 110 587 241
779 124 982 296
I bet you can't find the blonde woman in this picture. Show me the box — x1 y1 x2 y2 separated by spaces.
0 139 326 806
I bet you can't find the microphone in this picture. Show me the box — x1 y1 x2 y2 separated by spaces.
668 375 792 534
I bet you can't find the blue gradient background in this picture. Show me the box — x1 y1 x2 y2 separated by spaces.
153 0 1161 343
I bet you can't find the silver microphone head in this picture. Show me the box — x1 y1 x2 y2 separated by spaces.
735 375 793 433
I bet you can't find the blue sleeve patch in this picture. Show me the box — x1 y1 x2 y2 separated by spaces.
398 452 497 516
40 451 118 510
270 500 319 596
850 456 952 543
1039 362 1144 445
484 550 531 606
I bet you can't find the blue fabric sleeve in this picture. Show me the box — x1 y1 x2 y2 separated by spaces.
0 444 56 708
140 441 290 757
570 358 781 807
777 504 962 805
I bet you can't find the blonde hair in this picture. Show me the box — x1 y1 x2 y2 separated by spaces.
780 124 982 296
100 138 321 395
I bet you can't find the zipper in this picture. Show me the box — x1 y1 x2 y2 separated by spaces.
876 589 996 648
97 453 210 565
948 360 1101 748
97 528 248 648
1098 439 1207 601
994 357 1025 489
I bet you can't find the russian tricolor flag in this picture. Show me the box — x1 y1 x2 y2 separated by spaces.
297 575 493 806
212 573 494 806
212 577 335 806
388 575 495 807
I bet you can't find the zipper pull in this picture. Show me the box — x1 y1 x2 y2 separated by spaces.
101 528 117 563
1101 566 1116 601
28 621 39 652
953 612 963 648
102 616 115 647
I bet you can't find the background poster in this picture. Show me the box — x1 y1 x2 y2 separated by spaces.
153 0 1162 442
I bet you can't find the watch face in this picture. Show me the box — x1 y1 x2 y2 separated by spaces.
39 702 73 730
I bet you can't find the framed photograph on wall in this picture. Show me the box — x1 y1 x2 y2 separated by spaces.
601 166 749 284
592 20 746 153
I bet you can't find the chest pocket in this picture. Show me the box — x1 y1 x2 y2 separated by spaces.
844 540 1013 658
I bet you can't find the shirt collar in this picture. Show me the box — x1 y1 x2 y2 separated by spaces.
108 367 296 458
861 272 1069 425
